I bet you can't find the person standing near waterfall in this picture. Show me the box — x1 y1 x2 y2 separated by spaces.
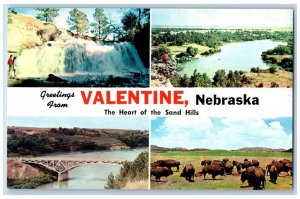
7 55 13 77
162 52 169 64
12 56 18 77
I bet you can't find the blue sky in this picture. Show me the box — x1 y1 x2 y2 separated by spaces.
13 8 132 33
151 117 293 150
152 9 293 28
8 116 149 130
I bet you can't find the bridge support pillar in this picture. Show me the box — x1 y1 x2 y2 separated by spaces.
58 171 68 181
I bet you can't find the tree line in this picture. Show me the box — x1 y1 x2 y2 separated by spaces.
34 8 150 42
152 28 293 49
261 44 293 72
33 8 150 67
170 69 252 87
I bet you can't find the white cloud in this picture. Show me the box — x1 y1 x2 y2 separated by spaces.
151 117 292 150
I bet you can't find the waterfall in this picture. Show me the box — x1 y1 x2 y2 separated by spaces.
15 39 146 78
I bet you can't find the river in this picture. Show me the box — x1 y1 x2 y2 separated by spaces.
36 148 147 189
180 40 286 78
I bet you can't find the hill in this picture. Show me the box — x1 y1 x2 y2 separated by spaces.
152 145 291 152
7 126 149 156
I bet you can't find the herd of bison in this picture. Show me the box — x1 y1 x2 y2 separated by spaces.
151 158 293 190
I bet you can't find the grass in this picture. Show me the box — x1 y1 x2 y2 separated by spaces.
244 70 293 88
123 180 148 189
167 43 210 56
8 174 57 189
151 151 293 190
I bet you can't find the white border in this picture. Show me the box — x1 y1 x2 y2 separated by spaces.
1 0 299 198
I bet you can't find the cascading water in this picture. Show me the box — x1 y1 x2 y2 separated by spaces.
15 39 146 79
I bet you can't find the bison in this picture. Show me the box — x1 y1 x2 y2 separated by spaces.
151 166 173 182
151 162 158 167
280 159 292 165
194 172 202 177
241 166 266 190
201 160 212 166
266 161 289 176
241 160 253 169
201 164 225 180
180 164 195 182
286 163 293 176
155 159 180 172
233 160 242 174
269 165 278 183
252 159 260 167
211 160 224 167
224 161 234 175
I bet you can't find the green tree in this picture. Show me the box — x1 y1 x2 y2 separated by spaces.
121 11 138 41
151 45 172 60
280 58 293 71
67 8 89 37
36 8 59 22
180 74 190 87
213 69 227 87
90 8 110 40
186 46 198 57
105 173 117 189
269 66 277 74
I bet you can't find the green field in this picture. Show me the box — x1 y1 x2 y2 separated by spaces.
151 151 293 190
167 43 210 56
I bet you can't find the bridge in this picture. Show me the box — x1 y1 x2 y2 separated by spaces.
22 158 126 181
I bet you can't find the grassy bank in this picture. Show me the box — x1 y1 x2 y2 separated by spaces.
167 43 210 56
8 174 57 189
244 69 293 88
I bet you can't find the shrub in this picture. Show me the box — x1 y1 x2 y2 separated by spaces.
269 66 277 74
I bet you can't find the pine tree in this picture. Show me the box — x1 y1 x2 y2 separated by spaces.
105 173 116 189
213 69 227 87
36 8 59 22
67 8 89 37
90 8 110 40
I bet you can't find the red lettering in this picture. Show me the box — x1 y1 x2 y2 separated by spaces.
106 91 116 104
117 91 127 104
81 91 92 104
174 91 184 105
93 91 104 104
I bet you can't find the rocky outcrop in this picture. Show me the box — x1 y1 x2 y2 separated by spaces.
7 159 55 180
151 61 177 87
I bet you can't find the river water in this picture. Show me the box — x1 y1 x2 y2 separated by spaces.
37 148 147 189
180 40 286 78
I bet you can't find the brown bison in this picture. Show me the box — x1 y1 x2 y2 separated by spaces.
241 160 253 169
211 160 224 167
194 172 202 177
266 161 289 176
155 159 180 172
286 163 293 176
201 160 212 166
224 161 234 175
241 166 266 190
151 162 158 167
252 159 260 167
180 164 195 182
201 164 225 180
280 159 292 165
269 165 278 183
233 160 242 174
151 166 173 182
